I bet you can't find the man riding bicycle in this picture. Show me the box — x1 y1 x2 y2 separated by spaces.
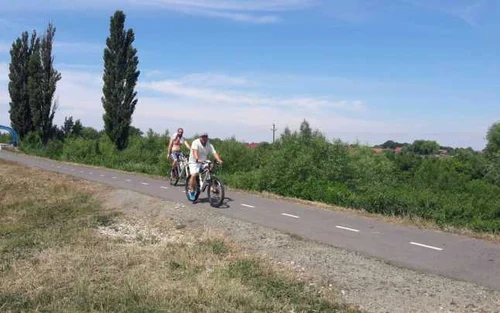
187 132 223 200
167 127 190 178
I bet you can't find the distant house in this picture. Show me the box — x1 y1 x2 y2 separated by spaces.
437 149 448 157
247 142 260 149
394 147 403 154
373 148 385 154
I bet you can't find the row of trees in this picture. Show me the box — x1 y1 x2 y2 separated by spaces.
8 10 139 151
376 123 500 158
8 24 60 145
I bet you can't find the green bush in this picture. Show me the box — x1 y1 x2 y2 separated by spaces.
0 132 12 143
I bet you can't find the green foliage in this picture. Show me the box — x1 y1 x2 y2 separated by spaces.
0 132 11 143
485 122 500 156
37 23 61 145
8 30 37 138
62 116 74 138
72 119 83 137
408 140 440 155
80 126 101 140
9 23 60 145
102 10 140 151
378 140 409 149
484 155 500 186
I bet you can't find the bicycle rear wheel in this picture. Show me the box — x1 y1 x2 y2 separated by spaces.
169 166 180 186
207 177 225 208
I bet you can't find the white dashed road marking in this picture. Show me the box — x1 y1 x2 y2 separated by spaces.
112 177 117 179
410 242 443 251
241 204 255 208
336 226 360 233
125 179 132 182
100 174 105 177
160 186 169 190
141 182 149 185
281 213 300 219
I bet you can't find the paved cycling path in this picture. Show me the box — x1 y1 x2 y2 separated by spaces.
2 151 499 291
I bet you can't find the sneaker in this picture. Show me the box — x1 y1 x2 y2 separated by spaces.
188 190 196 200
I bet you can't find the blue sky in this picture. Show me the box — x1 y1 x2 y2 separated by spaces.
0 0 499 149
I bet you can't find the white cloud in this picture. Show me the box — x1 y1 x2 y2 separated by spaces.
133 95 390 143
1 67 370 137
0 63 8 82
399 0 488 26
169 7 281 24
144 70 163 78
177 73 253 87
51 68 103 127
0 0 314 24
140 79 366 112
143 0 313 12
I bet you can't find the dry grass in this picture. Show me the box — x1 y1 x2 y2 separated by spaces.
0 159 361 313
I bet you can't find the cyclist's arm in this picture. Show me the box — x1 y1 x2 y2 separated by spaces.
167 137 173 156
214 152 223 164
210 144 223 164
184 140 190 150
193 148 200 163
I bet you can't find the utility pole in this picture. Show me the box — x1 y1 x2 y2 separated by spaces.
271 123 277 143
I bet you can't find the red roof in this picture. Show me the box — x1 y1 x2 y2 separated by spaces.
247 142 260 149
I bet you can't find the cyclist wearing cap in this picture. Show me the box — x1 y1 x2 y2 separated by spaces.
167 127 191 178
187 132 223 200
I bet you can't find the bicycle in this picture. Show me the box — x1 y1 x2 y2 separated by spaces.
184 160 225 207
169 153 190 186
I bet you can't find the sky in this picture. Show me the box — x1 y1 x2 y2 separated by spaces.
0 0 499 150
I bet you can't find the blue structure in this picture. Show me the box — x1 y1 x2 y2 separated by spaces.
0 125 19 147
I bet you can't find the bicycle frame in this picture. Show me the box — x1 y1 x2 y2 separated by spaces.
176 154 189 177
195 161 213 192
172 154 188 175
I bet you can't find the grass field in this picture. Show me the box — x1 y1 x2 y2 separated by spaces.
0 159 361 313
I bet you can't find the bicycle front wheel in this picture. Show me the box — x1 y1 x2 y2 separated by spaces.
207 177 225 208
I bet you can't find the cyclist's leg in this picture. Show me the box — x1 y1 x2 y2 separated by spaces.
172 152 181 177
188 163 200 198
171 152 178 167
169 154 176 177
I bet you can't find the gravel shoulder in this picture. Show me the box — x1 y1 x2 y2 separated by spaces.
101 188 500 313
